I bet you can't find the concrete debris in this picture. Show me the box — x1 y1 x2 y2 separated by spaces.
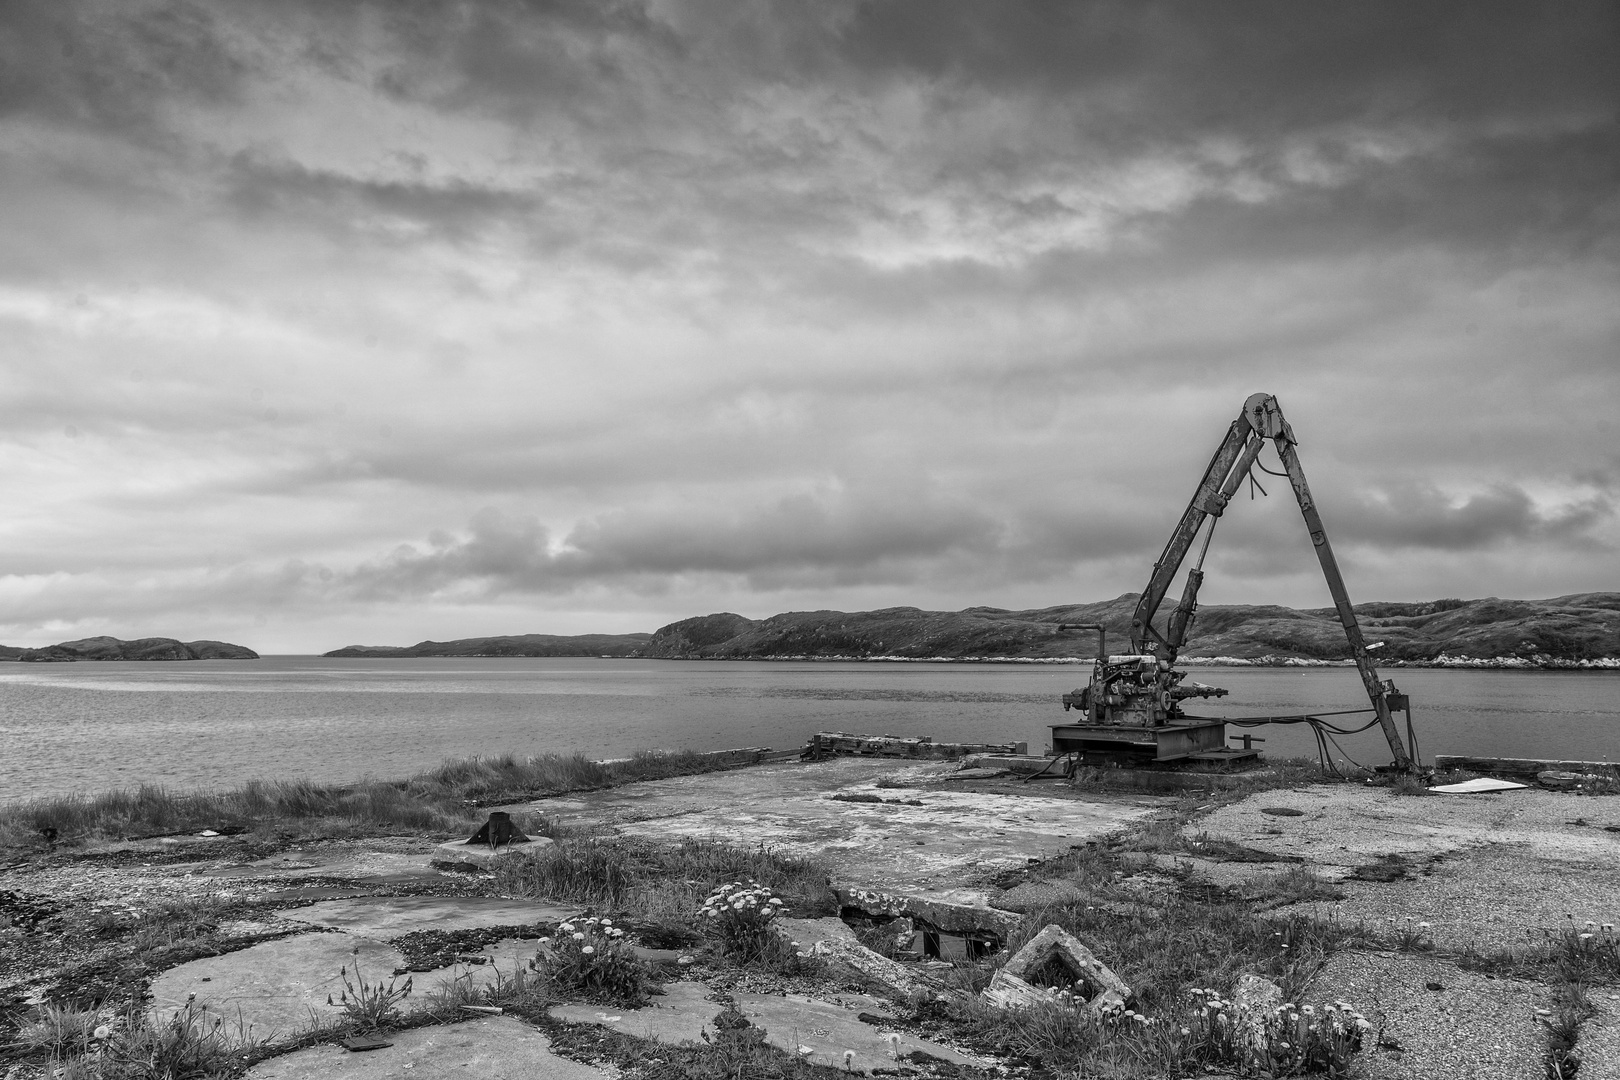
980 924 1128 1013
805 732 1025 760
1231 973 1283 1049
1537 769 1613 791
771 917 943 1001
836 885 1021 938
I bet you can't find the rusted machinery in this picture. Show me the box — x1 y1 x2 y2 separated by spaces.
1051 393 1418 772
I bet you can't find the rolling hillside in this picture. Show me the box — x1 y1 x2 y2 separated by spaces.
320 594 1620 665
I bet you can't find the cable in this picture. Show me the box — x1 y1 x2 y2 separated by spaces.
1204 708 1382 774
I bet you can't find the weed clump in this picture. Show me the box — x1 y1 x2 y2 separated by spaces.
699 880 787 963
326 953 413 1032
19 1000 260 1080
532 915 652 1004
1184 988 1370 1077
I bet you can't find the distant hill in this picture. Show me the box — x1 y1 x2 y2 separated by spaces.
324 633 652 658
324 593 1620 666
2 636 259 662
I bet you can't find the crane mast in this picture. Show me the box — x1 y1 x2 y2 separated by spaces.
1053 393 1415 773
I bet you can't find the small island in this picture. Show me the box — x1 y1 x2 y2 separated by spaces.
0 636 259 662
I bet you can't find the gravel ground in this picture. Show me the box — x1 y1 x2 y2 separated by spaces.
1312 950 1549 1080
1189 784 1620 870
1273 842 1620 954
1580 997 1620 1080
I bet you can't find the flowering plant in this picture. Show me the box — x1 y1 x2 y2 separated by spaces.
1185 988 1369 1077
530 915 650 1003
699 880 786 961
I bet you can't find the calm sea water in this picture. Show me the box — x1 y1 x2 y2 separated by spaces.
1 657 1615 802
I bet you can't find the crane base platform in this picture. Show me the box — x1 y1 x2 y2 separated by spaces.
1050 719 1229 764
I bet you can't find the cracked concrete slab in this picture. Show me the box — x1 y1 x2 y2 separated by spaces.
150 896 569 1038
148 934 405 1040
412 939 540 998
282 896 575 937
245 1016 612 1079
517 757 1158 913
550 981 719 1045
732 991 986 1075
200 844 444 885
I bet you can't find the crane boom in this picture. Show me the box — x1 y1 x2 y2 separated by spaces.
1060 392 1415 773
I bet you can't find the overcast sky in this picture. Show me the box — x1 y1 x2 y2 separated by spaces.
1 1 1615 652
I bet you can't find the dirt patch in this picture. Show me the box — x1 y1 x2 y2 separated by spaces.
391 925 549 973
1350 854 1410 882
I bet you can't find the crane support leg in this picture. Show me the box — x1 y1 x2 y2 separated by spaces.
1270 435 1413 771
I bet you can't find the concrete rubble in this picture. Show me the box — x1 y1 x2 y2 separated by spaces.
769 916 943 1001
1230 972 1283 1050
980 923 1129 1013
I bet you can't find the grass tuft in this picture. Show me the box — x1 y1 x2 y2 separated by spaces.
0 749 754 851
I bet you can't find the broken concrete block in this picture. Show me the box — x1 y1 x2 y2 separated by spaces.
1536 770 1613 791
835 885 1021 938
1231 972 1283 1049
771 917 942 1002
980 924 1129 1013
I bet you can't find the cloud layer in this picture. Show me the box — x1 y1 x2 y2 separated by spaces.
1 0 1615 650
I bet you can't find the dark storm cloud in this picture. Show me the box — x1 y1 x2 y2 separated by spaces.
0 0 245 135
223 151 541 241
1341 483 1614 551
344 492 1005 599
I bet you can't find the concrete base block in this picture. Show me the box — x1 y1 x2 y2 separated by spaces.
432 837 552 868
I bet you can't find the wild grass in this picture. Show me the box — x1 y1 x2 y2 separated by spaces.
493 836 838 925
1458 919 1620 984
0 749 750 851
14 999 265 1080
326 953 413 1032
